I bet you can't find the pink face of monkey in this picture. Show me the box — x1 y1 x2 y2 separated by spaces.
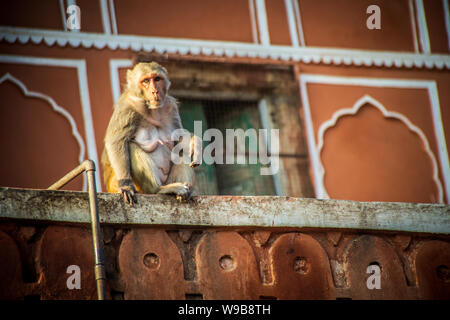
139 73 168 108
127 62 170 109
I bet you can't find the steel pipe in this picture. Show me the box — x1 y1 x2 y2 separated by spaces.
48 160 106 300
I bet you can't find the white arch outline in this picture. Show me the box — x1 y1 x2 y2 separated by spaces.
316 94 444 203
0 73 87 190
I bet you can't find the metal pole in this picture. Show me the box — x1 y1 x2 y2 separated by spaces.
48 162 86 191
48 160 106 300
85 160 106 300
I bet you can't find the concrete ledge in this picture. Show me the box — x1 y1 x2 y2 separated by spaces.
1 187 449 234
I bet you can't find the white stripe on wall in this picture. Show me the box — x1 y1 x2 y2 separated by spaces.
109 0 118 35
415 0 431 53
408 0 420 53
249 0 259 44
284 0 299 47
443 0 450 51
292 0 305 46
59 0 68 31
99 0 112 35
255 0 270 46
109 59 133 104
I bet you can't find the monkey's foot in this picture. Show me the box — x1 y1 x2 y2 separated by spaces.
118 179 137 206
158 182 193 201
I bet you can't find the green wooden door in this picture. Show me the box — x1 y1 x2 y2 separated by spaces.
179 101 219 195
179 99 275 196
211 102 275 196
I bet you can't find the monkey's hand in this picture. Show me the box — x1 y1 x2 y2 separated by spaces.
189 135 202 167
118 179 137 206
161 139 174 151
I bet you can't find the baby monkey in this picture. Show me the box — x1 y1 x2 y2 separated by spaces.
102 62 201 205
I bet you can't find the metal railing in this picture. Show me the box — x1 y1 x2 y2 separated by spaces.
48 160 106 300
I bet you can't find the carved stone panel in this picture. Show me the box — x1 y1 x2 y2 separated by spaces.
415 240 450 299
37 226 97 300
343 235 408 299
119 229 185 299
269 233 334 299
196 231 260 299
0 231 25 299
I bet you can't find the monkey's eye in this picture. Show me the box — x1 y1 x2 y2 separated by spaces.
154 76 162 82
142 78 150 84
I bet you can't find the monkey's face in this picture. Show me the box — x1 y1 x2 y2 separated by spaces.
139 73 168 109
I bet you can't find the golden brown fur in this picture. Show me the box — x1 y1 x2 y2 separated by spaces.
102 62 201 204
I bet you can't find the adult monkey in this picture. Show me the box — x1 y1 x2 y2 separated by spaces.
102 62 201 205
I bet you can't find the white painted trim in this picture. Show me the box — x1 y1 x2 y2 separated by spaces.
109 59 132 104
249 0 259 44
75 62 101 191
443 0 450 51
415 0 431 53
316 94 443 202
1 27 449 69
99 0 112 35
299 78 323 197
258 99 284 196
299 74 450 203
284 0 299 47
108 0 118 35
255 0 270 46
427 81 450 201
292 0 305 47
0 54 102 192
0 73 87 190
59 0 68 32
408 0 420 53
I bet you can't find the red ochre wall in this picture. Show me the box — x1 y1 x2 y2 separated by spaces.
1 0 448 51
0 0 449 204
1 222 449 300
298 63 450 204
